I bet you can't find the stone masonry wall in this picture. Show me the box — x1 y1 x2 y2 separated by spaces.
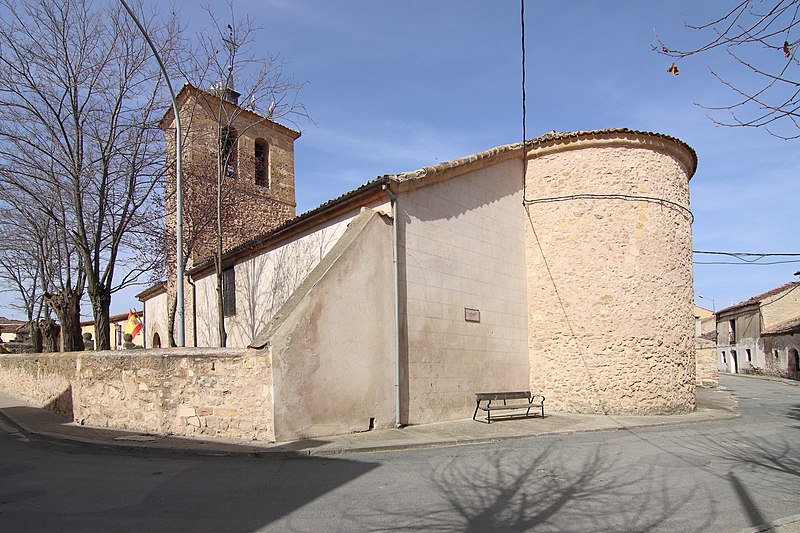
0 349 275 441
760 285 800 330
0 353 77 418
695 338 719 387
525 133 696 414
763 334 800 379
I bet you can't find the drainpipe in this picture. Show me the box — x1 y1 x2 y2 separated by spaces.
186 276 198 347
383 182 403 428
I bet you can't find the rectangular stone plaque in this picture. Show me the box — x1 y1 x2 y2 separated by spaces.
464 308 480 323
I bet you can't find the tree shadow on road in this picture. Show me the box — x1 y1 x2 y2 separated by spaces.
342 446 709 532
645 428 800 530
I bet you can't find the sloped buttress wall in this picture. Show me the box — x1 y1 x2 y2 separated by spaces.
252 209 395 442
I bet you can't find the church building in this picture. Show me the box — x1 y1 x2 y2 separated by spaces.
139 83 698 441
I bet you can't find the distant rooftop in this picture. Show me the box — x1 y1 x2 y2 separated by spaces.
717 281 800 315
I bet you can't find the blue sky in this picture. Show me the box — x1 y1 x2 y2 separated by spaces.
11 1 800 319
231 0 798 313
131 0 798 315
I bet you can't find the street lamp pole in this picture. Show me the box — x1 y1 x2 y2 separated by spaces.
120 0 185 347
698 294 715 313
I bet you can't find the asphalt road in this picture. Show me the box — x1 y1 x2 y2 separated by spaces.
0 375 798 532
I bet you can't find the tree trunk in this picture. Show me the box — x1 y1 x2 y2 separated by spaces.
216 143 227 348
89 288 112 350
29 321 43 353
40 318 60 353
167 292 177 347
45 289 83 352
215 257 226 347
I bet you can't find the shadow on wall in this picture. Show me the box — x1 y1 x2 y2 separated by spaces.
235 226 337 346
44 385 73 420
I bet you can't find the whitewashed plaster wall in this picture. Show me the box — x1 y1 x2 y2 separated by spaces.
193 205 385 348
142 291 169 349
399 158 529 424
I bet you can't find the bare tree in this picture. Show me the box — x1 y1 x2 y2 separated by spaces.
0 206 47 351
0 185 85 351
656 1 800 138
159 2 308 347
0 0 177 350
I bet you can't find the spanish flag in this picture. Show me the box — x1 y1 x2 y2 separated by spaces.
124 310 142 340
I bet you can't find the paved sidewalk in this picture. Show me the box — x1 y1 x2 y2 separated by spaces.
0 384 741 457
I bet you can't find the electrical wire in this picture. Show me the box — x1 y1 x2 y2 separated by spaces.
520 0 528 201
523 193 693 221
692 250 800 265
693 259 800 265
693 250 800 257
521 0 526 147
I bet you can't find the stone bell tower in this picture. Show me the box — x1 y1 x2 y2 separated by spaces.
158 81 301 346
160 82 302 267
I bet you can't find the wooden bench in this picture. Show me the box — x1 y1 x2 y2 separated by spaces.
473 391 545 423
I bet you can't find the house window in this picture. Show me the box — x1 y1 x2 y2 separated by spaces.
222 267 236 317
722 351 726 363
774 350 779 359
254 139 269 186
746 349 751 362
220 126 238 178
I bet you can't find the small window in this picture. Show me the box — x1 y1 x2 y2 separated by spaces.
152 332 161 348
774 350 779 359
254 139 269 186
220 126 238 179
222 267 236 317
746 349 751 362
722 351 726 363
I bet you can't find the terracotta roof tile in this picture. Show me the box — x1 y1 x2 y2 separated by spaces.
762 315 800 336
388 128 697 182
717 281 800 315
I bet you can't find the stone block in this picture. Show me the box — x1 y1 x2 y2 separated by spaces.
176 405 196 418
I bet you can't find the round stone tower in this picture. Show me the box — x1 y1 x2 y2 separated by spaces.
524 129 697 414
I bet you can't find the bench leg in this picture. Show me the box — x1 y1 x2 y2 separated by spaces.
473 401 480 421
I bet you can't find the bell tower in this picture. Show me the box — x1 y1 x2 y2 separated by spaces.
160 82 301 266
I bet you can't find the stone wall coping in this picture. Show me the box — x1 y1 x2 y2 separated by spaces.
386 128 697 192
522 130 697 180
0 347 250 360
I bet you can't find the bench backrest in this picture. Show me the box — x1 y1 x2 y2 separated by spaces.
475 391 531 401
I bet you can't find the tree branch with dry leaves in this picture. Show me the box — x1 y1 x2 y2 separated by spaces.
655 0 800 139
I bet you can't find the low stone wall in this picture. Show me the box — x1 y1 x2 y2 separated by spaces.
0 353 77 418
695 338 719 388
0 348 275 442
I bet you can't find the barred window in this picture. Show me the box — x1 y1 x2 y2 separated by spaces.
222 267 236 317
255 139 269 186
220 126 238 179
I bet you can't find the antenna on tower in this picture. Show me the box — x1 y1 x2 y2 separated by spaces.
220 22 240 104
